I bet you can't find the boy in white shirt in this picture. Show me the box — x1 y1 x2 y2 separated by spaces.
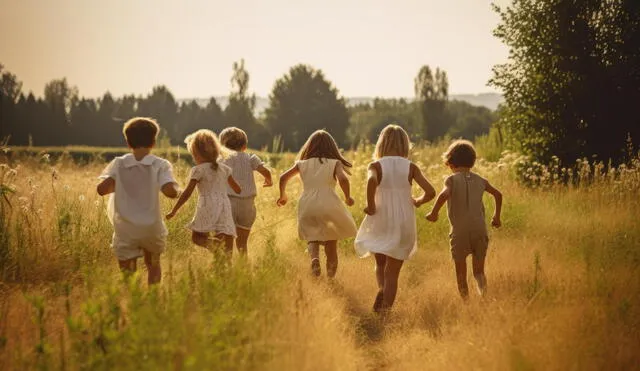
97 117 179 284
219 127 272 255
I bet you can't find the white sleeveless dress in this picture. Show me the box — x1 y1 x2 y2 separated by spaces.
355 156 417 260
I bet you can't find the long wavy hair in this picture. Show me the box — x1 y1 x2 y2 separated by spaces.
185 129 224 170
297 130 352 171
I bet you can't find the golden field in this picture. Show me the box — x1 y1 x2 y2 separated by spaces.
0 142 638 370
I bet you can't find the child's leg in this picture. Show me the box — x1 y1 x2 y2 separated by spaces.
374 253 387 290
222 234 234 257
307 241 321 276
454 258 469 299
236 228 250 256
118 259 137 275
472 254 487 296
143 250 161 285
324 240 338 278
381 256 404 311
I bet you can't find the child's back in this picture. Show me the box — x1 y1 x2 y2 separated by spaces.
446 171 488 237
355 156 416 260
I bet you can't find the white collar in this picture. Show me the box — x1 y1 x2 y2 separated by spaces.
122 153 157 168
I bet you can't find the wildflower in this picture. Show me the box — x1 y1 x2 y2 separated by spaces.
79 195 86 202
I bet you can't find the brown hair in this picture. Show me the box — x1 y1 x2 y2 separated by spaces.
219 127 248 151
122 117 159 148
443 139 476 168
374 124 411 160
184 129 223 170
297 130 352 169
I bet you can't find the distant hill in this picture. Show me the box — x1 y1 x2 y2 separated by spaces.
179 93 503 114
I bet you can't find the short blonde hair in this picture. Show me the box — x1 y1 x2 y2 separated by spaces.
374 124 410 160
184 129 223 170
443 139 476 168
219 127 248 151
122 117 159 148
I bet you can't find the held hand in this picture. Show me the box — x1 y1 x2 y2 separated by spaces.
363 205 376 216
491 216 502 228
345 196 355 206
276 195 288 207
263 178 273 187
425 211 438 222
166 210 176 220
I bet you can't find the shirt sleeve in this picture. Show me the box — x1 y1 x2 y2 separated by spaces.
158 160 178 186
188 166 203 181
249 154 264 170
219 162 232 177
98 159 118 180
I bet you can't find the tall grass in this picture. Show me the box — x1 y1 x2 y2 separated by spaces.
0 142 638 370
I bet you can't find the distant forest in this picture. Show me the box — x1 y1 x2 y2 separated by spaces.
0 61 497 150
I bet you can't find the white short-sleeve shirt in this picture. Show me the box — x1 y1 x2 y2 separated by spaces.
100 154 177 236
222 152 264 198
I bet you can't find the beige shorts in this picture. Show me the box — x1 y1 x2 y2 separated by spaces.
112 231 166 261
450 233 489 262
229 196 257 230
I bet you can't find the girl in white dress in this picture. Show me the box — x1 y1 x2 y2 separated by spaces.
277 130 357 277
166 129 241 255
355 125 435 313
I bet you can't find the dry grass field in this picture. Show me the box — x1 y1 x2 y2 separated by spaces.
0 142 638 370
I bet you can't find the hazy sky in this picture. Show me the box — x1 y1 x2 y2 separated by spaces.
0 0 510 99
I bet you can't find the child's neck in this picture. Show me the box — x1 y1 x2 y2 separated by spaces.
452 166 472 173
132 147 151 161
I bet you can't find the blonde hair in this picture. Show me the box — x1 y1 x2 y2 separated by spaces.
219 127 248 151
443 139 476 168
297 130 352 169
184 129 223 170
122 117 159 148
374 124 410 160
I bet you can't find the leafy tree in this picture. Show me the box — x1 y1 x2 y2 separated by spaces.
137 85 178 143
415 65 450 142
43 78 78 145
491 0 640 165
265 64 350 150
0 64 23 142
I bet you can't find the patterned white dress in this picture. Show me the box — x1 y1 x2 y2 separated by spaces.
186 162 237 237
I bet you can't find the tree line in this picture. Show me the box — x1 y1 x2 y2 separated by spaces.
0 62 495 151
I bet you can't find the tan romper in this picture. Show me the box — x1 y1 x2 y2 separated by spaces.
446 171 489 261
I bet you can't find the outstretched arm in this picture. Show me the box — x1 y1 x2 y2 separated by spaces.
335 162 354 206
364 162 380 215
277 164 299 206
410 163 436 207
485 181 503 227
166 179 197 219
256 165 273 187
426 178 451 222
97 177 115 196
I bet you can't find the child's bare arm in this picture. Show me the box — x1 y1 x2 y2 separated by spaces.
277 164 299 206
256 165 273 187
166 179 197 219
485 181 503 227
410 163 436 207
97 177 115 196
335 162 354 206
426 178 451 222
161 182 180 199
228 176 242 194
364 162 380 215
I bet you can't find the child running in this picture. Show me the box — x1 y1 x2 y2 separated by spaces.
97 117 180 284
166 129 241 255
425 140 503 299
355 124 436 313
277 130 357 277
219 127 273 255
